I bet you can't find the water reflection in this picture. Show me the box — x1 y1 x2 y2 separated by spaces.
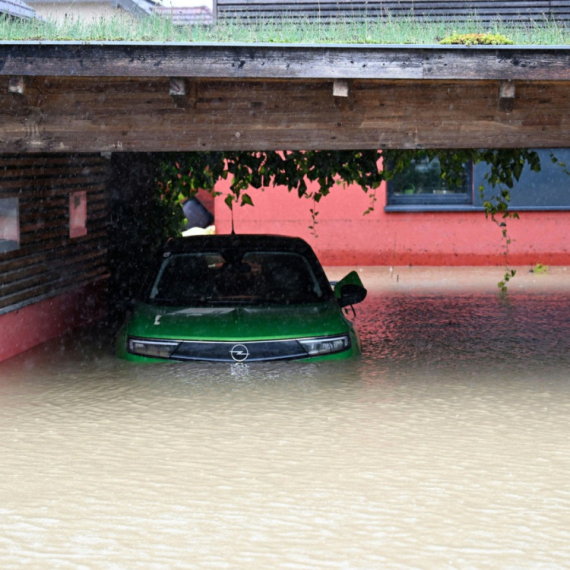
361 293 570 374
1 293 570 568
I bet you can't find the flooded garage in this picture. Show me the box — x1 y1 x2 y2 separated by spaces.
1 268 570 568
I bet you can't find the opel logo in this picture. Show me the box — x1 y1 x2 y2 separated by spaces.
230 344 249 362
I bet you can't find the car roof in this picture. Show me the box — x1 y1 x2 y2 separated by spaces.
164 234 316 255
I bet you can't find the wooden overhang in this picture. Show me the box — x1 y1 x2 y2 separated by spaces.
1 42 570 152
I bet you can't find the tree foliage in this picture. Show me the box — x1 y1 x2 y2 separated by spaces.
158 148 541 214
157 148 543 290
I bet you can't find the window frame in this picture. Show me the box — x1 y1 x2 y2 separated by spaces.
386 157 474 210
385 149 570 213
0 197 20 254
69 190 88 238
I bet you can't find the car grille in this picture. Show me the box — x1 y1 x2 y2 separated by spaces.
172 340 308 362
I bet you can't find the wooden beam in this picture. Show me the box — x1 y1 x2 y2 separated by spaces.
333 79 354 111
498 80 516 113
188 79 199 108
169 78 199 108
1 44 570 81
1 77 570 152
169 77 188 107
333 79 349 97
8 75 42 107
8 75 25 95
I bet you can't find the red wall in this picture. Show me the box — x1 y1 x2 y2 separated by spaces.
0 282 106 363
213 179 570 266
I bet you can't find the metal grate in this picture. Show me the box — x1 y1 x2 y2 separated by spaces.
173 339 308 362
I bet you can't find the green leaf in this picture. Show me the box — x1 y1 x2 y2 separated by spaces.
241 193 254 207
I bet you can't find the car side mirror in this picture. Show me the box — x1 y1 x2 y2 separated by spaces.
333 271 367 307
338 283 367 308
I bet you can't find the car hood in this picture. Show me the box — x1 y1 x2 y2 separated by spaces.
127 300 349 341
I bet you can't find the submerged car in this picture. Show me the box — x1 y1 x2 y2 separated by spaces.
116 234 367 363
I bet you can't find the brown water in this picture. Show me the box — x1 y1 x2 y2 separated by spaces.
1 288 570 569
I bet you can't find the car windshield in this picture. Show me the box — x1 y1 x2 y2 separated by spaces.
147 251 329 307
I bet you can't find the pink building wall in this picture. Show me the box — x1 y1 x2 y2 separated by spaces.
0 282 106 363
213 178 570 266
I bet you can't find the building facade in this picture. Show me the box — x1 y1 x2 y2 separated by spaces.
213 149 570 267
2 149 570 363
0 154 110 362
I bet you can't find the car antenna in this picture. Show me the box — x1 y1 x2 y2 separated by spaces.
231 206 236 235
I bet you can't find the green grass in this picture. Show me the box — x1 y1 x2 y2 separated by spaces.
1 13 570 44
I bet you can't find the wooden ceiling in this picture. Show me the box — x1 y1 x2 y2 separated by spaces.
1 43 570 152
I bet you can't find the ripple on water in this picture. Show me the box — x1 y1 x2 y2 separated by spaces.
1 293 570 568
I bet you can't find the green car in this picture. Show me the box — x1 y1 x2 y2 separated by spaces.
116 234 367 363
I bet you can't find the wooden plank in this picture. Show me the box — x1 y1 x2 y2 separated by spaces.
0 253 109 296
2 44 570 82
8 75 25 95
0 231 108 270
498 80 516 113
0 254 109 301
0 237 107 273
333 79 349 97
1 77 570 151
18 189 107 209
19 230 108 251
0 153 110 314
0 166 108 180
0 269 109 312
0 178 107 191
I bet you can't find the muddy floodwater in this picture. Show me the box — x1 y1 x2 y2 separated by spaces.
1 268 570 569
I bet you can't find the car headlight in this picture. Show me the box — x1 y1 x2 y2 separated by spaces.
298 334 351 356
127 337 180 359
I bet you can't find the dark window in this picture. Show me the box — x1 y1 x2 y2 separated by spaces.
387 155 473 209
386 150 570 212
475 149 570 211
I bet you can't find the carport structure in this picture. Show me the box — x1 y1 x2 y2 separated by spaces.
1 42 570 151
1 41 570 361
